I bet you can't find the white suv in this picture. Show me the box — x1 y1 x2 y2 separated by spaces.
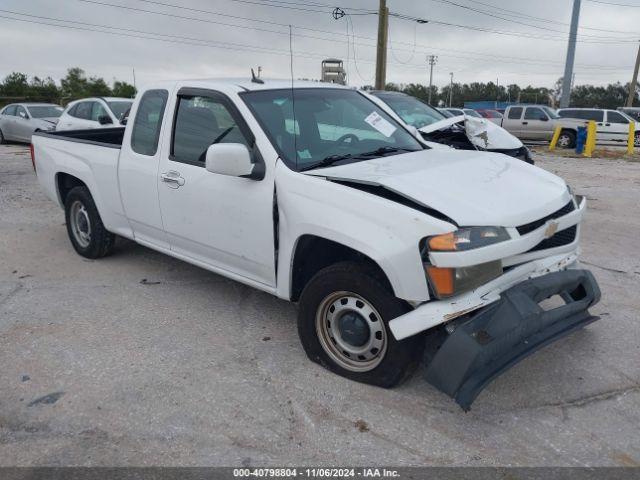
557 108 640 146
56 97 133 131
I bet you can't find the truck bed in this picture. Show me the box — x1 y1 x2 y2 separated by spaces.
36 127 125 148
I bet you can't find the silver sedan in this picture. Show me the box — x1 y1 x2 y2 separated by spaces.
0 103 63 143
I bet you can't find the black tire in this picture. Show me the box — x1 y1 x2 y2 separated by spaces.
635 132 640 148
558 129 576 149
64 186 115 259
0 129 6 145
297 261 425 388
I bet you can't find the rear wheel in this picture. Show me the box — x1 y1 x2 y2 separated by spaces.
634 131 640 147
297 262 425 388
557 130 576 149
64 186 115 259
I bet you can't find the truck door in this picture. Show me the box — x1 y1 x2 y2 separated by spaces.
118 89 171 249
503 107 524 138
523 107 552 140
157 88 276 287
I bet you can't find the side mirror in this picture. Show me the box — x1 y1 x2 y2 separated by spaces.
98 115 113 125
540 116 549 122
205 143 263 180
19 111 27 119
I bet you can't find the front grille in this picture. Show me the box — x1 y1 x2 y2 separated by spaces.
517 201 575 236
527 225 577 252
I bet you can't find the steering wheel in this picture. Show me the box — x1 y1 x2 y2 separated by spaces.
335 133 360 146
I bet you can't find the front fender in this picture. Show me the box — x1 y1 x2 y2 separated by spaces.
274 162 454 302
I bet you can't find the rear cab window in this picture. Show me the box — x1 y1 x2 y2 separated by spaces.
131 89 169 156
507 107 523 120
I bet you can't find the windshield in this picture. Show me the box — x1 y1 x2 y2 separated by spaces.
26 105 63 118
542 106 560 119
463 109 482 118
373 93 445 129
242 88 423 171
107 101 133 120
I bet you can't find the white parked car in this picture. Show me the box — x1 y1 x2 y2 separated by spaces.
557 108 640 147
0 103 63 143
32 79 600 410
370 91 532 163
444 107 483 118
56 97 133 131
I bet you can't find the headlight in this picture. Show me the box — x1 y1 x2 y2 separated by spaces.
425 261 503 299
424 226 510 253
420 226 509 299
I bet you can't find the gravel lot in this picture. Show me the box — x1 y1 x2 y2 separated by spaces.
1 143 639 466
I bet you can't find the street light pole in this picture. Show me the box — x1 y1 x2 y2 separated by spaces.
427 55 437 105
626 41 640 107
449 72 453 107
560 0 581 108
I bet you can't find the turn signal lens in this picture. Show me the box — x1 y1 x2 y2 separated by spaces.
427 227 509 252
426 266 455 297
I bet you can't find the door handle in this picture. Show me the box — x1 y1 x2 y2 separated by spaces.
522 121 528 125
605 123 611 126
161 171 185 188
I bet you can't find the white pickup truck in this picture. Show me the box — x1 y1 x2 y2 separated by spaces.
31 79 601 410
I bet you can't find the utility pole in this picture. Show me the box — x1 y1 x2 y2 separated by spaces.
626 41 640 107
448 72 454 107
427 55 438 105
560 0 581 108
374 0 389 90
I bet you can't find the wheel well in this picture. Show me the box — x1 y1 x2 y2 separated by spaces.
290 235 393 302
56 173 86 205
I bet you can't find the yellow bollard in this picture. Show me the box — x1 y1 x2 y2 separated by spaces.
583 121 597 158
628 121 636 155
549 125 562 151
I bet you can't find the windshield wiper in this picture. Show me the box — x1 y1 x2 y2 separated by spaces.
353 146 417 158
299 153 354 172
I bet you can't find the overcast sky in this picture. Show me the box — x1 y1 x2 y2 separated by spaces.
1 0 638 90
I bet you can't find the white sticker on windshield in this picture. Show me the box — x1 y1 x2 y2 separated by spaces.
364 111 397 137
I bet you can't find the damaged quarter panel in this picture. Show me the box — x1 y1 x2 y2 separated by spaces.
274 161 456 303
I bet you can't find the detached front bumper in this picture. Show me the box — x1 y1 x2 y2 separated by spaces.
424 268 600 411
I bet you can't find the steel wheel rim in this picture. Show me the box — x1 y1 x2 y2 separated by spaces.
558 134 571 148
315 291 387 372
69 200 92 248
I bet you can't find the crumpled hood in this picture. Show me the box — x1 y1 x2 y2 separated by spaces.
304 149 570 227
420 115 522 150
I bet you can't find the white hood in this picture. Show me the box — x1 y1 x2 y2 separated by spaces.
304 149 570 227
420 115 522 151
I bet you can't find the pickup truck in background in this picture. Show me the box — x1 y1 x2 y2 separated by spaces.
31 79 601 410
501 105 585 148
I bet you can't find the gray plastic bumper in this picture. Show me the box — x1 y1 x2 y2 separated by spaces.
424 269 601 411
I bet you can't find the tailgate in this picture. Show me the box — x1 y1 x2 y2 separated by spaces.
424 269 601 411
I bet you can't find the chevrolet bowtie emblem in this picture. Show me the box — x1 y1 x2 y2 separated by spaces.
544 221 559 239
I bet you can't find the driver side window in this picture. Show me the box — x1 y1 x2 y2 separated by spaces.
525 107 548 121
171 93 250 166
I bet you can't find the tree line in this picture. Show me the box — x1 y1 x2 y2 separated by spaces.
367 78 639 109
2 68 638 110
0 68 136 107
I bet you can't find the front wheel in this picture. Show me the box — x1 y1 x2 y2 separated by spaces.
64 186 116 259
557 130 576 149
0 129 6 144
297 262 425 388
